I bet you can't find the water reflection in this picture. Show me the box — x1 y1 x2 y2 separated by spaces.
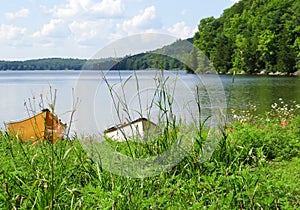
0 71 299 135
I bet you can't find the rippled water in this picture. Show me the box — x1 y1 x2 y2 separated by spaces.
0 70 299 135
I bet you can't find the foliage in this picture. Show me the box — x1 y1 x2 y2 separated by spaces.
0 100 299 209
110 53 187 71
194 0 300 74
0 58 117 71
0 40 192 72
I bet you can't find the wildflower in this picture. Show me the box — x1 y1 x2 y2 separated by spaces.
281 121 289 128
271 103 277 109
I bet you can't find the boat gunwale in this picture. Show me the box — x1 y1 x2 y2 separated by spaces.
104 117 156 134
5 110 48 126
5 109 66 127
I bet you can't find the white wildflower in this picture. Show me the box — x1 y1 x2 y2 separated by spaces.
271 103 277 109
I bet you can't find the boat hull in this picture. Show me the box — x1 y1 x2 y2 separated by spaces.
6 110 66 144
104 118 156 142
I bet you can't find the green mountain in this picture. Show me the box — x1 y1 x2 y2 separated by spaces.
0 39 195 72
110 38 194 72
194 0 300 74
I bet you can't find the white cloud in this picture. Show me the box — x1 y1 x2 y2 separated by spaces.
50 0 87 18
49 0 124 19
69 21 97 42
231 0 240 4
69 20 115 46
5 8 30 20
0 24 27 40
33 19 69 38
118 6 158 33
167 21 196 39
30 0 125 49
92 0 124 17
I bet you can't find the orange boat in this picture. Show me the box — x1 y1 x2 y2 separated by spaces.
6 109 66 144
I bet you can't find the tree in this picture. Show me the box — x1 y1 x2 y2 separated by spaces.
257 30 276 71
232 34 248 73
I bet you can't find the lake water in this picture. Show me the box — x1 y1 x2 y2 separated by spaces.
0 70 299 135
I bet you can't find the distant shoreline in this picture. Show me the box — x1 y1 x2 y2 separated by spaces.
0 68 299 77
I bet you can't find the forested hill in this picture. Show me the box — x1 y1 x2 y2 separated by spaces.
0 58 117 71
109 38 194 71
0 39 193 71
194 0 300 74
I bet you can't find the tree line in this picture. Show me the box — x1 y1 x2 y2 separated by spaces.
0 58 118 71
0 56 187 71
0 58 85 71
0 40 190 71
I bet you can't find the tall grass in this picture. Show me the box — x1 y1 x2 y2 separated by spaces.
0 105 299 209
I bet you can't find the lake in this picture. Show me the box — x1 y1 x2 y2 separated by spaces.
0 70 299 135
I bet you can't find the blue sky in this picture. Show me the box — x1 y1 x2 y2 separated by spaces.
0 0 239 60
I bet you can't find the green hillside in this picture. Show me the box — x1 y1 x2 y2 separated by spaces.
110 38 194 72
0 39 193 72
194 0 300 74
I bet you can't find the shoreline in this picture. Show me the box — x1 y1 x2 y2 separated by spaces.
0 69 299 76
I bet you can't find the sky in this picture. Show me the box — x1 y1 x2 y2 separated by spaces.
0 0 240 60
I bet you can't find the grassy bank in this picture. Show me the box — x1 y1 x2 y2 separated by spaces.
0 101 299 209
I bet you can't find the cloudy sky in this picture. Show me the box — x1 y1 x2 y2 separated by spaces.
0 0 238 60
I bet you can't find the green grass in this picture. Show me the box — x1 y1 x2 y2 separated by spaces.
0 102 299 209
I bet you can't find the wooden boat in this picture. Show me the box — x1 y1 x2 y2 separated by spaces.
6 109 66 144
104 118 156 142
